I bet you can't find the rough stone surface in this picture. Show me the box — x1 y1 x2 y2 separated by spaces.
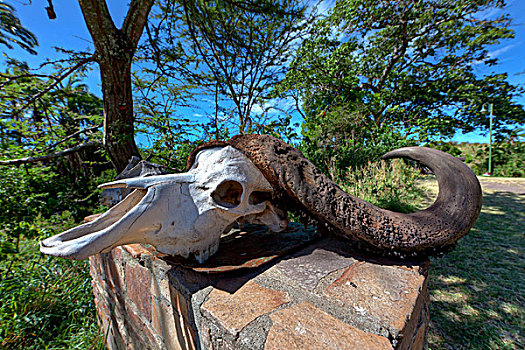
273 246 356 290
88 225 430 350
126 263 153 322
265 302 393 350
325 261 426 335
201 281 290 335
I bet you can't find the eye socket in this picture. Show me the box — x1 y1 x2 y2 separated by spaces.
249 190 272 205
211 180 243 208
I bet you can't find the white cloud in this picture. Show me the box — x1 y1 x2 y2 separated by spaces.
487 44 517 59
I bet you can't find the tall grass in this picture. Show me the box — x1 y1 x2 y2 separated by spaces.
0 214 103 349
341 158 425 213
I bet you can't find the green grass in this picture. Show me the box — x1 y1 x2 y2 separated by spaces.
418 178 525 349
342 158 425 213
0 219 104 349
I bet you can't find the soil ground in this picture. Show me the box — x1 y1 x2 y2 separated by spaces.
477 177 525 195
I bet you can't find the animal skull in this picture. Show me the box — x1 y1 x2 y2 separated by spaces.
40 146 288 263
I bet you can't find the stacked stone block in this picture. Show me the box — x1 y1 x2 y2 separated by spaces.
89 229 429 350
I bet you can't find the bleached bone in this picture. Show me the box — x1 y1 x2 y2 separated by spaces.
237 202 289 232
40 146 288 263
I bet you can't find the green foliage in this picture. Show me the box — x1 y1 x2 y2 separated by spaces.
137 0 309 138
473 141 524 177
0 164 114 258
0 214 104 349
0 60 105 182
278 0 525 157
0 59 113 257
427 141 464 157
0 58 109 348
0 1 37 54
429 137 524 177
0 155 109 349
300 122 417 180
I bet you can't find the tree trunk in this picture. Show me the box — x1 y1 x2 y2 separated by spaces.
99 54 140 173
78 0 154 172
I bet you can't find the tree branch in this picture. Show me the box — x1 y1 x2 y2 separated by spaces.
0 141 102 166
43 124 102 151
123 0 155 49
78 0 118 53
8 56 95 116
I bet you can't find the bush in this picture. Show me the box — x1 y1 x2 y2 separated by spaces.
0 160 111 348
0 162 114 259
473 141 524 177
300 124 417 182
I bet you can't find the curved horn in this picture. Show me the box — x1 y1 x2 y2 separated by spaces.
189 135 482 257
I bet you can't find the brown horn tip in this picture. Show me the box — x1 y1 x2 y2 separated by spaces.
378 147 483 254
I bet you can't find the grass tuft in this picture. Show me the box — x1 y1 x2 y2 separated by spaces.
341 158 425 213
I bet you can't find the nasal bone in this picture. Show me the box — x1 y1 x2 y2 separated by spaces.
99 173 195 189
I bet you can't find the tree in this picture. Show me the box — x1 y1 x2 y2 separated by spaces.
0 60 109 234
0 0 154 173
278 0 525 173
78 0 154 172
138 0 309 139
0 0 37 54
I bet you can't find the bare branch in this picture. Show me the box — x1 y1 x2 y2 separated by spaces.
43 124 102 151
8 56 95 116
0 140 102 166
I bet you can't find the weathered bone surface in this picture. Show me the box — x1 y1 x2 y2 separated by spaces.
40 146 287 262
188 135 483 257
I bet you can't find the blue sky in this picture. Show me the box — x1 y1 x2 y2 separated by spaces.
3 0 524 144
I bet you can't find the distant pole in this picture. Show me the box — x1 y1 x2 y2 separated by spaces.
481 103 494 176
488 103 493 175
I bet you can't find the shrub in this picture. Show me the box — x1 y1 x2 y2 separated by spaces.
473 141 524 177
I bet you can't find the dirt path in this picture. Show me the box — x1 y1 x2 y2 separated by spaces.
478 177 525 195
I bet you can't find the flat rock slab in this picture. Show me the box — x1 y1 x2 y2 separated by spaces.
88 224 430 350
202 281 290 335
266 302 393 350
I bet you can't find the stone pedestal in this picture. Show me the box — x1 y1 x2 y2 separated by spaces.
89 224 429 350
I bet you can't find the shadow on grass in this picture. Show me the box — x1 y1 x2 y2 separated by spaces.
428 190 524 350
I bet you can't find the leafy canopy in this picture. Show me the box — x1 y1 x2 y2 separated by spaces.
277 0 524 174
0 1 37 54
280 1 523 137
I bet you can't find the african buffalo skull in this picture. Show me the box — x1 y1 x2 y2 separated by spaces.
40 134 482 262
40 146 288 263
